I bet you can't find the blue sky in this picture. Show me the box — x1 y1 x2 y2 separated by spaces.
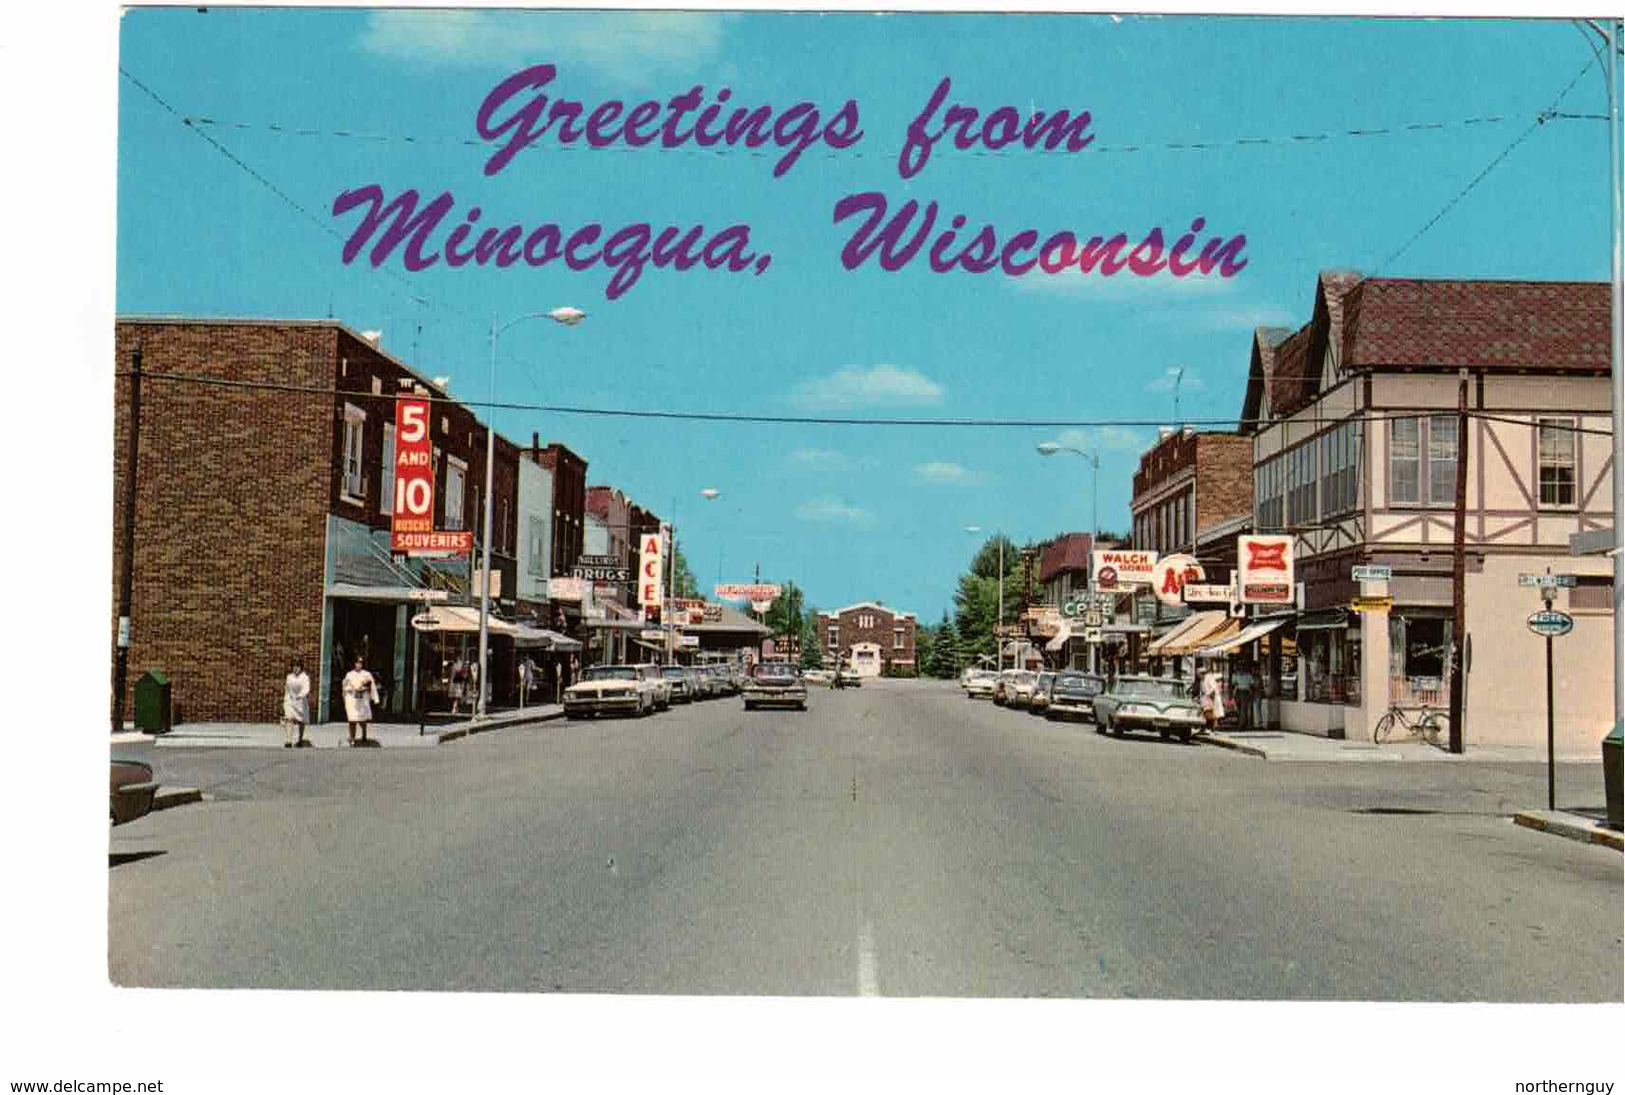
116 9 1617 621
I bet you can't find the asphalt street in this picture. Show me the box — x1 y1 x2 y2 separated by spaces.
109 678 1623 999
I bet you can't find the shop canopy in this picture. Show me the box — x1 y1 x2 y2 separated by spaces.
410 606 517 636
1044 618 1073 652
513 624 582 652
1146 611 1226 656
1296 609 1350 631
1194 616 1290 657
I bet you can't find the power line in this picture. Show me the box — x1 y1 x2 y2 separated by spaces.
116 368 1616 436
118 66 481 333
1377 58 1598 272
178 109 1586 161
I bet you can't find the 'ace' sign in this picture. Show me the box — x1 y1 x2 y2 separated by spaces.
638 531 664 608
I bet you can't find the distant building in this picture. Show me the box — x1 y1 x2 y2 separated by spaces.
818 602 917 676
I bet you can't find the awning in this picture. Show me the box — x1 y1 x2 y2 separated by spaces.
1296 609 1350 632
513 625 582 652
409 606 518 635
328 582 449 604
1045 618 1073 652
1165 617 1242 656
1147 611 1224 655
1195 616 1289 657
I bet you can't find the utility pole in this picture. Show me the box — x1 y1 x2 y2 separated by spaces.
1448 371 1469 754
1609 18 1624 750
997 537 1005 671
112 344 141 733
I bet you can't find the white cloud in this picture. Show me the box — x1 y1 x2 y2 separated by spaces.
1184 306 1301 332
795 497 871 523
789 447 849 469
1148 366 1203 393
914 461 979 485
791 365 945 411
358 11 731 83
1050 426 1146 453
1015 271 1240 302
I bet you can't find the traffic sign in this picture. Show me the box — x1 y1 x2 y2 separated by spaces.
1351 565 1392 581
1527 611 1574 638
1519 573 1577 588
1083 610 1103 628
1350 596 1393 613
1083 628 1103 644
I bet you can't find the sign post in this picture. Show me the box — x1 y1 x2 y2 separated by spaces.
1525 570 1577 810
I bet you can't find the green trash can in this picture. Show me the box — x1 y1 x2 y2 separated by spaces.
133 669 172 734
1603 724 1622 832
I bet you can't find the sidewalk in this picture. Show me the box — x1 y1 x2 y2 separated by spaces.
144 704 564 750
1203 728 1598 764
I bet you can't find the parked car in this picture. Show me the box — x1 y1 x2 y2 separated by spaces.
963 669 997 699
660 665 697 703
1091 675 1205 742
110 731 158 826
637 663 673 710
803 668 834 686
743 661 808 710
1046 671 1106 723
996 670 1039 707
837 667 863 688
564 665 660 719
1029 672 1056 715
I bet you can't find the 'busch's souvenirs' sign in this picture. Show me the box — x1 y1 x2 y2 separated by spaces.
1091 550 1157 592
390 397 459 554
1238 535 1294 605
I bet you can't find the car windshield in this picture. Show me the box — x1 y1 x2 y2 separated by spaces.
1057 674 1103 694
756 665 797 680
586 667 638 681
1014 672 1036 685
970 670 995 681
661 667 686 679
1118 679 1187 701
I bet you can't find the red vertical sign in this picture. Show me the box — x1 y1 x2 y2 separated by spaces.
390 398 440 552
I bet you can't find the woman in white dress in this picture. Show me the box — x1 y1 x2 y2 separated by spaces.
282 657 311 748
342 655 380 746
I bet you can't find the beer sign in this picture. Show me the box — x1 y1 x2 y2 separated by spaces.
1238 535 1294 605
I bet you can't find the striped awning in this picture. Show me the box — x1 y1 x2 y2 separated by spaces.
1195 617 1289 657
1146 611 1224 655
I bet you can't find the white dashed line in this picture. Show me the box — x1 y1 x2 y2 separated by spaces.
858 921 879 997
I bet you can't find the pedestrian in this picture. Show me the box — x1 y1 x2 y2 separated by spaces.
1231 661 1257 730
1199 664 1225 734
281 656 311 748
519 655 536 709
449 654 469 715
342 654 380 746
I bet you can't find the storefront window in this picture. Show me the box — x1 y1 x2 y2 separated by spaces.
1389 614 1451 705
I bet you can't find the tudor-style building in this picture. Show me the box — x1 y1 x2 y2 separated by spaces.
1241 273 1614 752
818 602 918 677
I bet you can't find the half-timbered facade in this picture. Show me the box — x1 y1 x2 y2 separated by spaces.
1241 273 1614 751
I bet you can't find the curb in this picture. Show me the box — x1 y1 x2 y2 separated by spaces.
151 786 203 813
1513 811 1624 851
435 708 565 744
1199 734 1268 759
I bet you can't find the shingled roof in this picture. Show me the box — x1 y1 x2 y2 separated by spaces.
1345 278 1608 372
1039 532 1093 583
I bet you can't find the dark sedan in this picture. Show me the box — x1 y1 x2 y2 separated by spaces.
1045 671 1106 723
742 662 808 710
1092 675 1205 743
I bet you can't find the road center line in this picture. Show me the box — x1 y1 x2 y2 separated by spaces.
858 920 879 997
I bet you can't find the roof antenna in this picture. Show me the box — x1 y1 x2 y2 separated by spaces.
1172 366 1185 425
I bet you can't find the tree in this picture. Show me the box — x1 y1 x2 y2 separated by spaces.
927 611 960 678
798 610 823 669
671 544 699 599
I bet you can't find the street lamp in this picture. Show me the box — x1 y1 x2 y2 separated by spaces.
1035 440 1101 542
477 306 586 719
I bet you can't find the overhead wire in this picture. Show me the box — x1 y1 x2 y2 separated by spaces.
115 368 1615 436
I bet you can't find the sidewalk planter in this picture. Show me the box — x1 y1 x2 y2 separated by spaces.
134 669 173 734
1604 725 1622 832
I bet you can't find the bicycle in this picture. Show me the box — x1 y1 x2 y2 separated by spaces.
1372 701 1448 746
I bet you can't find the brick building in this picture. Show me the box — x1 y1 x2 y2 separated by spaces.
817 602 917 677
1128 425 1255 667
112 318 524 724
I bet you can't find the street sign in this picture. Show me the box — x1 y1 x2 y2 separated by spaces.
678 635 700 649
1351 565 1392 581
640 629 666 642
1519 573 1577 588
1083 610 1103 628
1527 610 1574 638
1350 596 1393 613
1083 628 1102 644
